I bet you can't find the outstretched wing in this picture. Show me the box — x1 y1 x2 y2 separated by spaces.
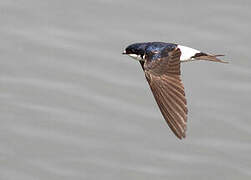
143 48 188 139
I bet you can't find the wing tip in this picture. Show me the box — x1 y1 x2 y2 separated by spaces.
174 128 186 140
176 133 186 140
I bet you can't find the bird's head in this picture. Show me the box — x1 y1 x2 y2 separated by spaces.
122 43 147 61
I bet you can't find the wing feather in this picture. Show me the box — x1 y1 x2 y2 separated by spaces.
146 74 187 139
144 48 188 139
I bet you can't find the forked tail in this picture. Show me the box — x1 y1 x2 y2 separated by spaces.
182 53 228 63
195 54 228 63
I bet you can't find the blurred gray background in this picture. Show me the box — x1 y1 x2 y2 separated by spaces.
1 0 251 179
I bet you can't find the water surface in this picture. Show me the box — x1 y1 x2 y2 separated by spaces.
1 1 251 179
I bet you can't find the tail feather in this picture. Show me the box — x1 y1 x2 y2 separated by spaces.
194 54 228 63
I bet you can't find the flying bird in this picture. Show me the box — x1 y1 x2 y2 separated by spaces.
122 42 227 139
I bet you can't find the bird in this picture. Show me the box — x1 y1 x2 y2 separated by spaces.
122 42 227 139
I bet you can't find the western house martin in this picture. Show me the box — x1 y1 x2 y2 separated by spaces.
122 42 227 139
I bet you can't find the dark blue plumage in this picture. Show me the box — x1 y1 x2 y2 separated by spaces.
124 42 177 61
145 42 177 61
124 43 147 59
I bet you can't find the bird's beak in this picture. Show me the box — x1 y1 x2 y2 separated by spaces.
122 50 126 55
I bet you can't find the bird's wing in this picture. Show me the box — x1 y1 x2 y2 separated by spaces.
143 48 188 139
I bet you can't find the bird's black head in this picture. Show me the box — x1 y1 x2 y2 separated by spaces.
122 43 148 61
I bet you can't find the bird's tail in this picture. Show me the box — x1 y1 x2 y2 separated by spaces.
182 54 228 63
195 54 228 63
